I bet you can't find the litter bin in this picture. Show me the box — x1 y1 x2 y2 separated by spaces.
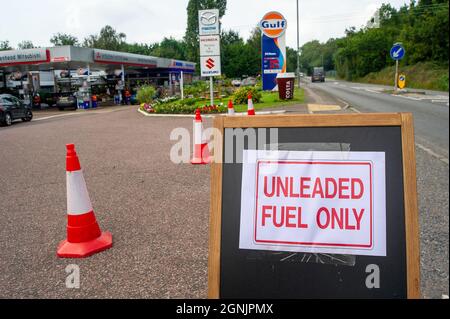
276 72 296 100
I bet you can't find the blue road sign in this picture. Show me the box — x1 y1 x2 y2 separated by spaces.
390 44 405 60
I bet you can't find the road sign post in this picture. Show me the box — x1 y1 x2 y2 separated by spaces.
390 43 405 92
199 9 221 107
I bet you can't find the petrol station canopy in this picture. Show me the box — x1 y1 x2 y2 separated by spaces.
0 46 195 74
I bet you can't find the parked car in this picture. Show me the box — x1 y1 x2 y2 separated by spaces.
241 77 256 86
231 79 242 87
56 93 77 111
311 67 325 82
0 94 33 126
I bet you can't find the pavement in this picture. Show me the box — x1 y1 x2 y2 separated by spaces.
0 83 448 299
0 106 211 298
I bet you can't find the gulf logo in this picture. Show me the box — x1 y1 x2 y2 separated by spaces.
259 11 287 38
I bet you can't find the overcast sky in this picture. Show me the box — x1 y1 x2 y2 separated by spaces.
0 0 409 49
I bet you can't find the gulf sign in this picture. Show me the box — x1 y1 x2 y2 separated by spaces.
260 12 287 91
239 150 387 257
259 11 287 38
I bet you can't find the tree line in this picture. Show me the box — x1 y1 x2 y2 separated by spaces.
0 0 299 79
299 0 449 79
3 0 445 80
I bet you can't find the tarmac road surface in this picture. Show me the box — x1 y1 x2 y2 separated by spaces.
304 79 449 299
0 106 211 298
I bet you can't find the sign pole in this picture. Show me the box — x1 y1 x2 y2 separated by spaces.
394 59 399 91
210 76 214 106
180 71 184 100
296 0 300 89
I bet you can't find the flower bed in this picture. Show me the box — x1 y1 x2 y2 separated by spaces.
140 97 226 114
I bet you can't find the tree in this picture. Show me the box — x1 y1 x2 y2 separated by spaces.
83 25 126 51
184 0 227 69
17 40 35 49
50 33 79 46
0 40 12 51
149 37 187 60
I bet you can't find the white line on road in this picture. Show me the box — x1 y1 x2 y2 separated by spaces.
391 94 421 101
364 89 381 94
349 107 361 113
34 113 78 121
349 106 448 165
337 98 350 109
416 143 449 165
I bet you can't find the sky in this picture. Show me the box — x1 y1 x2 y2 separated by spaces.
0 0 410 49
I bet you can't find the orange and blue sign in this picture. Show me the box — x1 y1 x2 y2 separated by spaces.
260 11 287 91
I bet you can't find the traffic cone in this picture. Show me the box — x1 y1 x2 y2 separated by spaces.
57 144 112 258
227 99 235 115
247 92 255 116
191 109 210 165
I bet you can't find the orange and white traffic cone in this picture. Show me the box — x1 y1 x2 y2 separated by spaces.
57 144 112 258
247 92 255 116
227 99 235 115
191 109 210 165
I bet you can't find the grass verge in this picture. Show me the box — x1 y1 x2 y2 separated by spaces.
193 89 305 112
356 62 449 91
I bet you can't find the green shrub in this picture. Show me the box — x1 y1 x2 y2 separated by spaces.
184 81 209 97
232 86 262 105
136 85 156 104
438 74 449 91
152 101 226 114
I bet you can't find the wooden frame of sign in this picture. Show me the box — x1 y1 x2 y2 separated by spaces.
208 112 420 299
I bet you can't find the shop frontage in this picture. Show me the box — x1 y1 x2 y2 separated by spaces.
0 46 195 108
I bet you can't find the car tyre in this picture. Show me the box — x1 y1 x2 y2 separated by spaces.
4 112 12 126
22 110 33 122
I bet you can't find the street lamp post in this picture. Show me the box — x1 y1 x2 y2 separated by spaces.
296 0 300 89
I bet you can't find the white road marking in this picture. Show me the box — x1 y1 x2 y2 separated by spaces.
34 108 121 121
349 106 449 165
34 113 79 121
416 143 449 165
365 89 381 94
349 107 361 113
431 100 449 104
337 98 350 109
391 94 421 101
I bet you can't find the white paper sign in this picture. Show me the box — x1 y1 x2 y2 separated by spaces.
200 35 221 56
239 150 386 256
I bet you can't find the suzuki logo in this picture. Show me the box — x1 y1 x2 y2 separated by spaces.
206 58 215 69
200 11 217 26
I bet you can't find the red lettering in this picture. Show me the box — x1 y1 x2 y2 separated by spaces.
289 177 299 198
285 206 297 228
316 207 330 229
273 206 285 227
352 178 364 199
339 178 350 199
262 205 272 226
353 208 365 230
276 177 288 197
300 177 311 198
297 207 308 228
331 207 344 229
344 208 356 230
311 177 324 198
263 176 275 197
325 178 337 198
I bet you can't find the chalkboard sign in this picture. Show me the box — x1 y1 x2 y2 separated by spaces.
208 113 420 299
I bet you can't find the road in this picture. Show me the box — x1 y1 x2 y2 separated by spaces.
303 79 449 298
305 79 449 160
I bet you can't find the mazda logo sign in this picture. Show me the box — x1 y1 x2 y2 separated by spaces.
200 11 217 26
